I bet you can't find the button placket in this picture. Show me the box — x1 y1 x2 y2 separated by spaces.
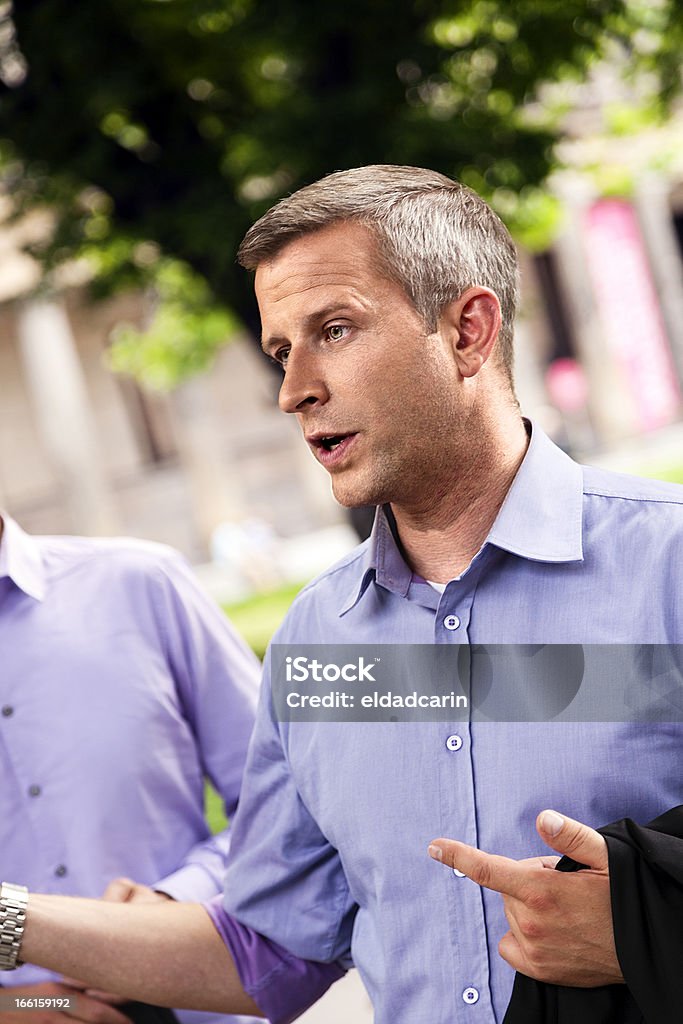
434 583 485 1020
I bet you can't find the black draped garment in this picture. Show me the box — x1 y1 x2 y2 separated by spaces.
503 806 683 1024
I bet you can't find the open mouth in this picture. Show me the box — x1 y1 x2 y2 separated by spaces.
308 432 358 465
319 434 350 452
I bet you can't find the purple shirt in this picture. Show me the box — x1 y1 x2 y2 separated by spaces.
205 898 345 1023
0 515 261 1024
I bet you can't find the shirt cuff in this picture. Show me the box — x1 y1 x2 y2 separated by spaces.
203 896 346 1024
155 863 221 903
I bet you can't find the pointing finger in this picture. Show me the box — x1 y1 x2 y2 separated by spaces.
536 810 608 871
428 839 530 898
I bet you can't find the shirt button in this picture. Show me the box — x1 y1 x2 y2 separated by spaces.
54 865 67 878
1 706 13 717
462 987 480 1005
28 784 42 797
443 614 460 630
453 867 467 878
445 734 463 752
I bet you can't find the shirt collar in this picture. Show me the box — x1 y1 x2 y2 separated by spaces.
339 423 583 615
0 515 47 601
486 423 584 563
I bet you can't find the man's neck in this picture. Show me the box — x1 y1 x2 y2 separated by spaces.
390 414 529 583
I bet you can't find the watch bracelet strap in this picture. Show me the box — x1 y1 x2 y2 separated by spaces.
0 882 29 970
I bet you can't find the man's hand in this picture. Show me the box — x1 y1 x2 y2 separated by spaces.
100 878 173 906
61 880 173 1006
0 982 133 1023
428 810 623 988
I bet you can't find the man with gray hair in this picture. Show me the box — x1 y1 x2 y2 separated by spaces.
4 166 683 1023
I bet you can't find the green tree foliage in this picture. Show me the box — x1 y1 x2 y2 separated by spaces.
1 0 681 384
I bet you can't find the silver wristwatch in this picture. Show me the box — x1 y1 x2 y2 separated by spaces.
0 882 29 970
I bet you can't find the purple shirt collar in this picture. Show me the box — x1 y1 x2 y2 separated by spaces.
340 421 584 616
0 514 46 601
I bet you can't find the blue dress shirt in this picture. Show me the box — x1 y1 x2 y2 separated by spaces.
222 425 683 1023
0 517 261 1024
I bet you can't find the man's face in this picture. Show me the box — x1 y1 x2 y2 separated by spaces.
256 221 467 510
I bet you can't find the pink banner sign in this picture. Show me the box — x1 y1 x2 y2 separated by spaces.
583 198 680 431
545 358 589 414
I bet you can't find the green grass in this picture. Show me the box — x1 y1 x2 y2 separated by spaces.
222 580 306 660
205 579 307 833
205 782 229 834
639 464 683 484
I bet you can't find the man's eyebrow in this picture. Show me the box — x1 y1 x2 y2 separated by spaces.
261 332 287 356
261 304 358 353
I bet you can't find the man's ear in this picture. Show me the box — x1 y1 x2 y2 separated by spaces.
442 287 502 378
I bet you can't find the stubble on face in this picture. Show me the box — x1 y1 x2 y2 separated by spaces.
256 222 474 515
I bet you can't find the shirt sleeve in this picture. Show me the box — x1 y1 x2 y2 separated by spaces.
221 646 358 964
203 897 346 1024
147 550 261 900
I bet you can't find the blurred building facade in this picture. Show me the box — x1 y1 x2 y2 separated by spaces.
0 278 345 561
517 78 683 453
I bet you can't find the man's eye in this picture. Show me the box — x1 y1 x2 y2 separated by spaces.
274 347 290 367
326 325 348 342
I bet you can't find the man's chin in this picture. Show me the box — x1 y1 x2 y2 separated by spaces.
330 478 382 509
329 481 376 509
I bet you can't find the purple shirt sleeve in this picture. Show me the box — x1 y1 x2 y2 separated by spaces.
203 897 346 1024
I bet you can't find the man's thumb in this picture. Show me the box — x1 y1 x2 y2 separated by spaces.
536 809 608 870
101 876 136 902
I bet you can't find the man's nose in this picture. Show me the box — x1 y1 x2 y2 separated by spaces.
278 352 329 414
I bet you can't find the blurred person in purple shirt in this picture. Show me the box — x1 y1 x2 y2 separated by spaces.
0 512 261 1024
2 166 683 1024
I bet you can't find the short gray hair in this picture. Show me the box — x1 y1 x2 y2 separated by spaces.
238 165 519 385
